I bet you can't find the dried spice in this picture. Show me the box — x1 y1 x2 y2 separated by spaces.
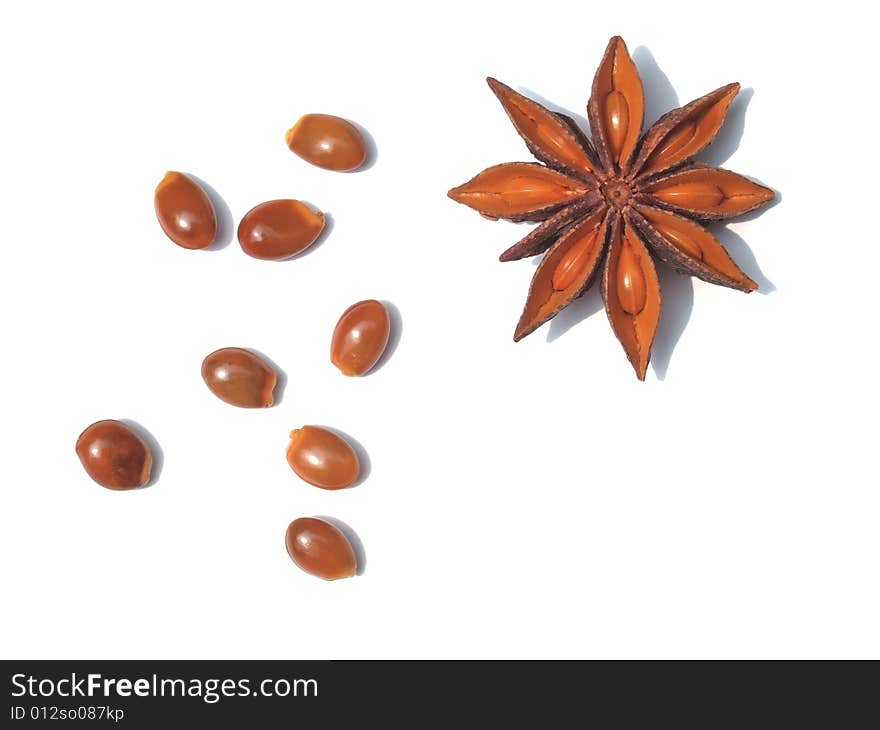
237 199 325 260
154 172 217 250
285 517 357 580
448 36 774 379
287 426 360 490
76 420 153 490
285 114 367 172
330 299 391 376
201 347 278 408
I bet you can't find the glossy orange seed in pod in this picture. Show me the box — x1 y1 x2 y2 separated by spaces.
330 299 390 376
201 347 277 408
286 426 360 490
154 171 217 249
285 517 357 580
75 420 153 490
237 199 325 261
616 239 648 315
285 114 367 171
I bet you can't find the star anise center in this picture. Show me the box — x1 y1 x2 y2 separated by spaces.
602 180 632 210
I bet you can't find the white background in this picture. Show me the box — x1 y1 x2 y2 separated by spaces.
1 0 877 659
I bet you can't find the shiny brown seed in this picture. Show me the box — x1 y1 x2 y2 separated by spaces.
653 219 704 260
650 181 725 210
75 420 153 490
552 227 601 292
603 90 629 161
285 113 367 172
201 347 277 408
286 426 359 490
648 121 697 170
588 36 644 169
602 220 662 381
616 237 647 315
285 517 357 580
154 171 217 249
237 199 325 260
643 167 774 219
330 299 391 376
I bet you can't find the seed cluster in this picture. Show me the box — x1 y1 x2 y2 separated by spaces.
76 114 388 581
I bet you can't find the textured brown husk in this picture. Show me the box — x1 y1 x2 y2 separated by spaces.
627 82 740 180
626 205 756 292
499 192 603 262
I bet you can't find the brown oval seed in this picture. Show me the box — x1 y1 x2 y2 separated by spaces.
286 426 360 490
76 420 153 490
646 121 697 171
237 199 325 260
603 90 629 161
285 517 357 580
654 219 704 260
651 181 725 210
285 114 367 172
201 347 277 408
154 171 217 249
616 239 647 315
331 299 391 376
552 227 601 292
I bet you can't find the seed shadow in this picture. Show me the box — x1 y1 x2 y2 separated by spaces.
187 174 235 251
318 516 367 576
546 285 605 342
701 88 752 168
631 46 680 127
120 419 164 487
245 348 288 406
650 266 694 381
516 87 590 136
321 426 371 488
631 47 756 170
369 300 402 374
713 227 776 294
350 120 377 172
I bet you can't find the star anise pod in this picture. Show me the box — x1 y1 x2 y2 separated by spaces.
448 36 774 379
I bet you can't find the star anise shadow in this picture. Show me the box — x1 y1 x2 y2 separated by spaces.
546 284 605 341
714 227 775 293
516 87 591 136
513 45 776 378
631 46 680 128
650 268 694 380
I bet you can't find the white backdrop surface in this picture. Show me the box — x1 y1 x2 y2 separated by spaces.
1 0 876 658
